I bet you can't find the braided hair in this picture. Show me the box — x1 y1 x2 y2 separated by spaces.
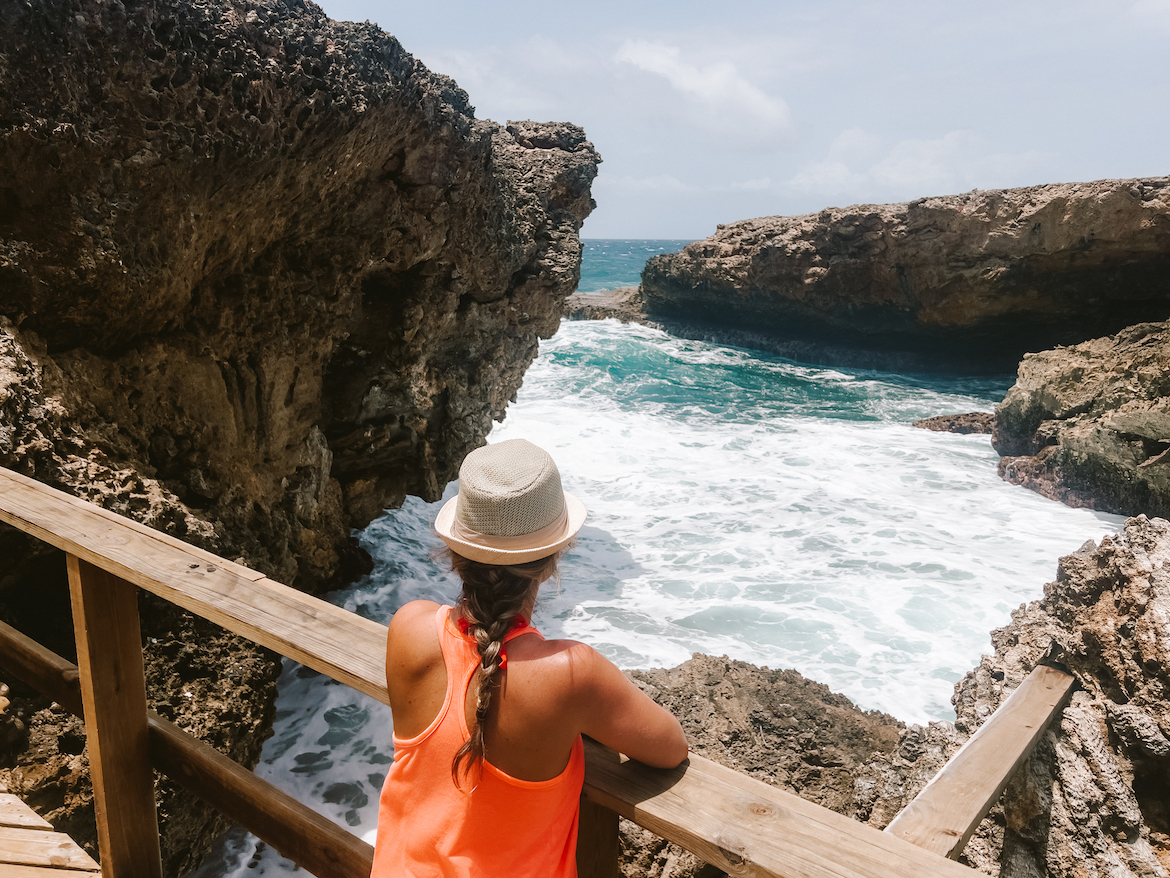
446 550 561 785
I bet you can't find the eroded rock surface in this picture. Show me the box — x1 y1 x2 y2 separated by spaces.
993 321 1170 517
620 655 905 877
641 178 1170 370
0 0 596 870
627 518 1170 877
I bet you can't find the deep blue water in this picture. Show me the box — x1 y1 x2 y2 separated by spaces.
577 238 693 292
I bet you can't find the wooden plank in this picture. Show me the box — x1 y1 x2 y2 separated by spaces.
0 826 100 870
0 468 263 581
67 556 162 878
582 740 978 878
0 794 53 831
885 663 1076 859
149 710 374 878
0 468 389 705
0 867 100 878
0 623 373 878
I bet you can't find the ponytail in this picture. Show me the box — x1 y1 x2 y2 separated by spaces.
446 551 560 786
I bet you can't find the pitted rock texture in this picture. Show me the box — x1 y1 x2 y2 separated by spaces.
620 655 906 877
855 516 1170 877
0 0 598 591
914 412 996 434
641 178 1170 370
993 321 1170 518
0 0 596 871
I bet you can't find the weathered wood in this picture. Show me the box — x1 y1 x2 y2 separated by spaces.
0 794 53 830
67 555 162 878
0 619 84 717
0 826 101 870
1 867 101 878
576 798 620 878
0 467 263 582
577 743 621 878
0 622 374 878
582 739 979 878
885 663 1076 859
150 710 374 878
0 468 389 705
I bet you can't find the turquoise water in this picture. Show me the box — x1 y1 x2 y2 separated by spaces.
577 239 692 291
190 243 1125 876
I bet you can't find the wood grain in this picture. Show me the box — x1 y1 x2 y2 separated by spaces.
583 740 979 878
0 467 390 706
885 663 1076 859
577 743 621 878
0 826 101 870
68 556 162 878
150 710 374 878
0 795 52 831
0 619 374 878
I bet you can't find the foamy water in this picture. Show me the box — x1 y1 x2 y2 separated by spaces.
189 319 1123 876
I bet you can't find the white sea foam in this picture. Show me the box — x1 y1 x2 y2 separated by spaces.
188 319 1123 875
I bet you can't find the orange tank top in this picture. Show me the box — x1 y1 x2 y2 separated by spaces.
371 606 585 877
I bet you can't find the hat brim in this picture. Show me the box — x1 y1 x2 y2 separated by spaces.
434 492 587 565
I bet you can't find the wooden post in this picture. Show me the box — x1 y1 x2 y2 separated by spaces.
577 740 620 878
577 797 620 878
67 555 162 878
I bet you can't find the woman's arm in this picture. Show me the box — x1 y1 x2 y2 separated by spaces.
569 644 688 769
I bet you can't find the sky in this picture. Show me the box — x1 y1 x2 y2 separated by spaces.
315 0 1170 239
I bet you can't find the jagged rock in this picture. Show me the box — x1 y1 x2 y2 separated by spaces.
622 655 905 877
993 321 1170 517
855 517 1170 877
564 286 646 322
0 0 597 871
914 412 996 434
640 178 1170 371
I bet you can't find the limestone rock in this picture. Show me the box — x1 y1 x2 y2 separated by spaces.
641 178 1170 370
855 517 1170 877
993 321 1170 517
621 655 905 877
0 0 597 871
914 412 996 434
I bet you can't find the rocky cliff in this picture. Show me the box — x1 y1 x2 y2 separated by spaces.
993 321 1170 519
0 0 597 870
629 517 1170 877
641 178 1170 370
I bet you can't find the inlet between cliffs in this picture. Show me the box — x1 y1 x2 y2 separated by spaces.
189 312 1122 876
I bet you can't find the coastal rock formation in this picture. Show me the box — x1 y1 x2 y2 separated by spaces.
641 178 1170 370
0 0 597 870
630 517 1170 877
992 321 1170 518
914 412 995 434
620 656 905 878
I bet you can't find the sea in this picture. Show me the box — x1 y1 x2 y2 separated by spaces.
189 238 1124 875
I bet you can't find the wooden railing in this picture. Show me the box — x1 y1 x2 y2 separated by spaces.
0 465 1069 878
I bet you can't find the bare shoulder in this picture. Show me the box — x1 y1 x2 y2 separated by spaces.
386 600 442 676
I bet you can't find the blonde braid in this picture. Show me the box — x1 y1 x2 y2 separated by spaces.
447 552 559 786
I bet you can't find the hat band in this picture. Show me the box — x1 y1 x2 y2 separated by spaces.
450 504 570 552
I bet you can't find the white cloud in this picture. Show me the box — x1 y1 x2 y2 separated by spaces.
788 129 1054 204
597 174 699 194
613 39 791 137
1131 0 1170 27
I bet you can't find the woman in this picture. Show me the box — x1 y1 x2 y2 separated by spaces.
371 438 688 877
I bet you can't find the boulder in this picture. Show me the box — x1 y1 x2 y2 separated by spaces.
992 321 1170 517
0 0 597 871
641 178 1170 371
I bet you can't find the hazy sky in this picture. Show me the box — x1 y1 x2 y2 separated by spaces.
315 0 1169 239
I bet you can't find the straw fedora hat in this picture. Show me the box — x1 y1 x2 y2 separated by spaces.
434 439 587 565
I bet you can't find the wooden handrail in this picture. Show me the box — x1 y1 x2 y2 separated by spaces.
0 617 374 878
885 663 1077 858
0 465 983 878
